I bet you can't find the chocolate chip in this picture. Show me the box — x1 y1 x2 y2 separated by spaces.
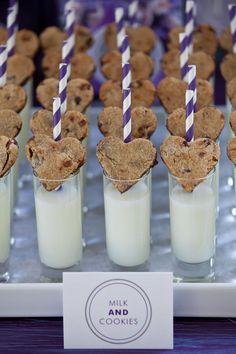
74 96 81 105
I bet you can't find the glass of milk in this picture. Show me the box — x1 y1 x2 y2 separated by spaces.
33 171 83 281
169 169 216 282
0 170 11 282
103 172 151 267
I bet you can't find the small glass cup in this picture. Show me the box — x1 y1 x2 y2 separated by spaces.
103 172 151 267
0 170 11 282
169 169 216 282
33 171 83 281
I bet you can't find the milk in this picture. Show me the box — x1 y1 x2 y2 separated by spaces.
18 79 33 160
0 180 11 263
10 158 19 210
35 184 82 269
104 181 150 267
170 184 216 264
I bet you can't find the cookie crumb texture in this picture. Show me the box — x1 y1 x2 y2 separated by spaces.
0 84 26 113
7 54 35 86
99 79 156 108
31 109 88 141
98 106 157 139
160 136 220 192
96 136 157 193
36 78 94 112
0 110 22 138
167 107 224 141
25 135 86 191
156 77 213 114
101 50 154 80
0 136 19 177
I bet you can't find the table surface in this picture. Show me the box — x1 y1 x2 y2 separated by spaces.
0 317 236 353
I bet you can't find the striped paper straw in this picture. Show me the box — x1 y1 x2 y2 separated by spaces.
123 88 132 143
53 97 61 141
0 45 7 87
65 0 74 13
185 0 194 55
121 35 131 89
121 36 131 143
62 40 71 78
128 1 138 27
7 7 16 57
229 4 236 54
9 0 18 32
59 63 68 114
188 64 197 112
65 8 75 60
185 89 194 142
115 8 125 52
179 33 189 82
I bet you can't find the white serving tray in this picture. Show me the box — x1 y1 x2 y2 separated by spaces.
1 105 236 318
1 283 236 317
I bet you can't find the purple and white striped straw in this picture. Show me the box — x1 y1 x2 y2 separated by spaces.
53 97 61 141
121 36 131 143
65 7 75 60
7 7 16 57
9 0 18 32
59 63 68 114
185 0 194 55
65 0 74 13
185 89 194 142
0 45 7 87
188 64 197 112
115 8 125 52
123 88 132 143
228 4 236 54
128 1 138 27
179 33 189 82
121 35 131 89
62 40 71 78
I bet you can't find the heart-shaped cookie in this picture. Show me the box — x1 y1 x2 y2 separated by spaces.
167 107 224 141
104 23 156 54
42 51 95 80
7 53 35 86
0 109 22 138
156 77 213 114
0 136 18 177
227 138 236 164
101 50 154 81
99 79 156 108
167 26 184 50
98 106 157 139
192 24 218 57
40 26 67 53
36 78 94 112
220 53 236 82
167 24 218 57
0 84 26 113
227 77 236 110
25 134 86 191
96 136 157 193
15 29 39 58
219 27 232 53
30 109 88 141
160 136 220 192
161 49 215 80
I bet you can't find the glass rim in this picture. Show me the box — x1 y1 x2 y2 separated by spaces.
0 169 10 179
33 169 79 183
168 167 216 181
103 170 150 183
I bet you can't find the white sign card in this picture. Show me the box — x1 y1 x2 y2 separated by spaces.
63 272 173 350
